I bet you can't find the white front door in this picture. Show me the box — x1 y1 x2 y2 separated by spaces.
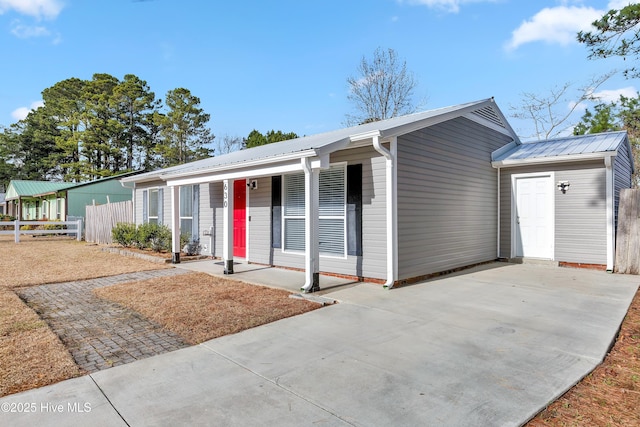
514 175 554 259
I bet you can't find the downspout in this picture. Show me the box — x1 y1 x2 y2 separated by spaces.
497 167 501 259
605 155 615 272
372 135 398 289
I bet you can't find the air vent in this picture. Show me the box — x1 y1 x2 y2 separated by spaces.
471 106 506 129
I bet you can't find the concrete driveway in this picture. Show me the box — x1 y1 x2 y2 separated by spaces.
1 262 638 426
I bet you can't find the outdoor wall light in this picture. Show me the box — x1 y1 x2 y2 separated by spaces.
557 181 570 193
247 180 258 190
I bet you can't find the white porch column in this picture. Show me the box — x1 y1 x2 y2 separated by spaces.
170 185 181 263
302 157 320 292
223 179 234 274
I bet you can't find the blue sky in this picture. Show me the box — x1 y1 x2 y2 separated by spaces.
0 0 637 144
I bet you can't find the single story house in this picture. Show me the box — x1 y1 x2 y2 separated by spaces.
121 98 634 292
5 172 136 221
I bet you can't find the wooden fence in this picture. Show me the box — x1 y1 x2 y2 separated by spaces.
85 200 133 245
0 220 83 242
615 188 640 274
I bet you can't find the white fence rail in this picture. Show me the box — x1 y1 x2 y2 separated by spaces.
0 220 83 242
85 200 133 245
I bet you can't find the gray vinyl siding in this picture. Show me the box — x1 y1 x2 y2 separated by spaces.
248 145 387 280
499 161 607 265
397 117 513 280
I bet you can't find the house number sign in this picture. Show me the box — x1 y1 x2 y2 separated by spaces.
223 183 228 208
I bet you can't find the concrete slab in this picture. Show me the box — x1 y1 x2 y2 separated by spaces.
176 259 358 293
0 375 125 427
90 344 348 426
1 262 637 426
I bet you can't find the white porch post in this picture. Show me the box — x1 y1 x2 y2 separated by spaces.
170 185 181 263
302 157 320 292
223 179 234 274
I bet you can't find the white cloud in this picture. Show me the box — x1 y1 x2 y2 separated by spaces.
400 0 497 14
607 1 636 10
0 0 64 20
11 101 44 121
592 86 638 102
10 21 50 38
505 6 604 51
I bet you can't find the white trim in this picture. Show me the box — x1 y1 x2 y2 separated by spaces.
281 162 348 259
166 161 303 187
223 179 234 268
510 172 555 260
493 151 618 168
605 156 615 271
244 179 250 262
170 186 180 254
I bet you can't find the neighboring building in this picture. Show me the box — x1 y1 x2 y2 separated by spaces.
122 99 635 292
5 172 136 222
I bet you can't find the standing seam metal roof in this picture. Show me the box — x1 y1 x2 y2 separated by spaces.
5 180 76 200
123 98 510 182
492 131 629 162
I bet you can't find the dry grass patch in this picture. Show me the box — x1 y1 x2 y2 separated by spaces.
0 288 81 397
0 235 167 289
94 272 322 344
528 287 640 427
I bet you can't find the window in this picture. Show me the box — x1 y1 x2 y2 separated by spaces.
148 189 159 224
56 199 62 220
283 165 346 256
180 185 193 237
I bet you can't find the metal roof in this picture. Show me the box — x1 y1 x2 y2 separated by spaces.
5 180 75 200
492 131 630 165
124 98 517 183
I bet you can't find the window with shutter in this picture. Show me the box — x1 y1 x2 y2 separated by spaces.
180 185 193 238
282 164 347 256
148 189 159 224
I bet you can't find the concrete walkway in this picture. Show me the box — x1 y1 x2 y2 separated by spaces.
1 263 638 426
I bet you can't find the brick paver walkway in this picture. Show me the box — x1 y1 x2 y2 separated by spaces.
18 269 191 373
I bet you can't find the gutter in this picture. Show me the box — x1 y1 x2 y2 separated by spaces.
371 134 398 289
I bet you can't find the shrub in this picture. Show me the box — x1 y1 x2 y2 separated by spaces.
183 238 201 256
137 223 171 252
44 220 64 230
112 223 138 247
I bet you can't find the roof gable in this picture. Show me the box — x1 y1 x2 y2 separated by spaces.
124 98 517 183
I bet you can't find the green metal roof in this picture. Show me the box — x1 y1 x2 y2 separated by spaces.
5 180 75 200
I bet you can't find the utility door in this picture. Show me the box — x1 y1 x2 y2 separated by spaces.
233 180 247 257
515 175 554 259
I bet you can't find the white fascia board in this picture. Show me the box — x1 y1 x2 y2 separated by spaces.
492 152 613 168
314 137 352 157
380 100 495 139
166 160 303 187
161 149 317 182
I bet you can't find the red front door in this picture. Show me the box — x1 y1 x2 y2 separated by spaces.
233 180 247 257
